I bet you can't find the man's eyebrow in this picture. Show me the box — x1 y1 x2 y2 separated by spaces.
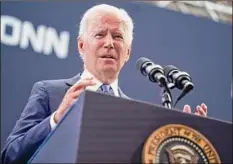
93 27 106 32
112 29 124 33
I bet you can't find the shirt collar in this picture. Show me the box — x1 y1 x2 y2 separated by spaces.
80 69 119 97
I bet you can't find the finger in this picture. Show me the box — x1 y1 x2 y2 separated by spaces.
71 80 97 98
69 79 96 92
70 77 93 89
183 105 192 113
194 112 199 115
70 99 78 106
75 79 96 90
73 78 94 88
77 77 94 83
71 78 97 98
71 87 86 99
196 106 207 116
201 103 207 114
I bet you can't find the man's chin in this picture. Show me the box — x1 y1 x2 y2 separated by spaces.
101 66 118 74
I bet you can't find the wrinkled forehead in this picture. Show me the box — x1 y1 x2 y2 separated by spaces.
87 12 126 32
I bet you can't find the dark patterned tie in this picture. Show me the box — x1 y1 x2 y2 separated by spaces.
97 84 115 96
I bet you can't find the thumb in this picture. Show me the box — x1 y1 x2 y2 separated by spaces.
183 104 192 113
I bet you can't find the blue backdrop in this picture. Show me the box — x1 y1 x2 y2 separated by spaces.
1 1 232 149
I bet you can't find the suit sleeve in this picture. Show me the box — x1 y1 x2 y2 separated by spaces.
1 81 53 164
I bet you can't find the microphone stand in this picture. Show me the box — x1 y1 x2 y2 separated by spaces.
161 83 174 109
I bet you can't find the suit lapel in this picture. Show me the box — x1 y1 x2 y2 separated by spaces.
65 73 81 86
118 88 130 99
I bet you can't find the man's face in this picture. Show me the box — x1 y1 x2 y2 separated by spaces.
78 12 131 80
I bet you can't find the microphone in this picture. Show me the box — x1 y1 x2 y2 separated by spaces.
136 57 173 109
164 65 194 107
163 65 194 92
136 57 167 88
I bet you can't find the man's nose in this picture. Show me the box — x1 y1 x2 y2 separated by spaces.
104 35 114 49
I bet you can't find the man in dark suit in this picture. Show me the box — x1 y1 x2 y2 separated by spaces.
1 4 207 164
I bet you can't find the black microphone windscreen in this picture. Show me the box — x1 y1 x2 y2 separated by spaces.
163 65 178 77
136 57 151 71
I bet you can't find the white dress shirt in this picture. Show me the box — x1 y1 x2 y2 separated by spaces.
50 70 120 130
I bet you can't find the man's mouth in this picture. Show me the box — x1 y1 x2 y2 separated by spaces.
100 55 116 60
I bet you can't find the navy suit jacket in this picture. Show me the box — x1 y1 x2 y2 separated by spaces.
1 73 129 164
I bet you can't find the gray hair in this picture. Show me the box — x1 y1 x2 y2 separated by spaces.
78 4 134 47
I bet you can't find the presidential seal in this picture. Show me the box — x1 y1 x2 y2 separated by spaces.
142 124 221 164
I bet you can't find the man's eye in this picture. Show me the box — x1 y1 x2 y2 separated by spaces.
95 33 104 38
114 34 123 39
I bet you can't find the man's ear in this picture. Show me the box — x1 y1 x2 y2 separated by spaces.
77 36 84 57
125 48 131 63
